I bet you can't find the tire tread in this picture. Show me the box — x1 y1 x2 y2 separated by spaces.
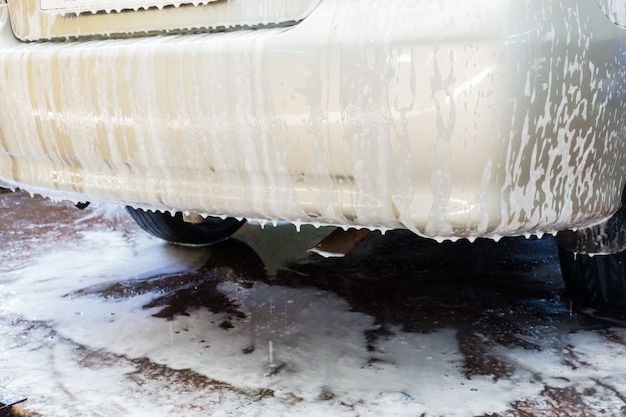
126 208 245 245
558 247 626 311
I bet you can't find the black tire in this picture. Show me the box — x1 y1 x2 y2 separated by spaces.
558 246 626 311
126 207 245 246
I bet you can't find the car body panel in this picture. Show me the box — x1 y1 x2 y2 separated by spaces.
595 0 626 27
0 0 625 240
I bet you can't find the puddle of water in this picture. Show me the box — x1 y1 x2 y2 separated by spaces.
2 192 626 416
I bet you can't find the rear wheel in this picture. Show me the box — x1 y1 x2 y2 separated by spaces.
556 192 626 311
558 247 626 311
126 207 245 246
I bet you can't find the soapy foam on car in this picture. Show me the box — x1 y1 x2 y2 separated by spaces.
0 0 625 242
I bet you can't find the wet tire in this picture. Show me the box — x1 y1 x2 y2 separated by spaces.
126 207 245 246
558 246 626 311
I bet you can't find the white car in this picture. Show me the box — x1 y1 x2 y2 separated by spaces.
0 0 626 310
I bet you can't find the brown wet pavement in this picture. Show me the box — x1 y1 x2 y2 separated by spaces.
1 189 626 416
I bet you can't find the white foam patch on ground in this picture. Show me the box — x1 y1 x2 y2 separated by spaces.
1 220 626 415
505 331 626 409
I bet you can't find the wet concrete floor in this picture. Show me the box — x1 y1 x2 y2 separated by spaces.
1 189 626 416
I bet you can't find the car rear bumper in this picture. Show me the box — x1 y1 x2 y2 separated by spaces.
1 0 626 240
